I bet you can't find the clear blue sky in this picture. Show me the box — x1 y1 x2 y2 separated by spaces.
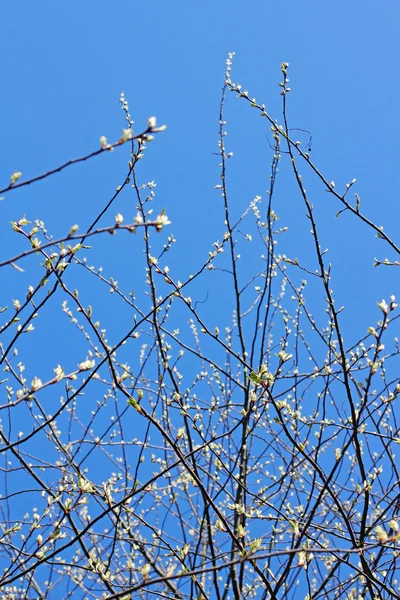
1 1 399 330
1 1 399 595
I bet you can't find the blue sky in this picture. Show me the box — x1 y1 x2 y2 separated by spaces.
1 1 400 596
2 1 399 330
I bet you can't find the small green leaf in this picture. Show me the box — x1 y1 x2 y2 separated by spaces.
249 372 263 384
128 397 141 412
